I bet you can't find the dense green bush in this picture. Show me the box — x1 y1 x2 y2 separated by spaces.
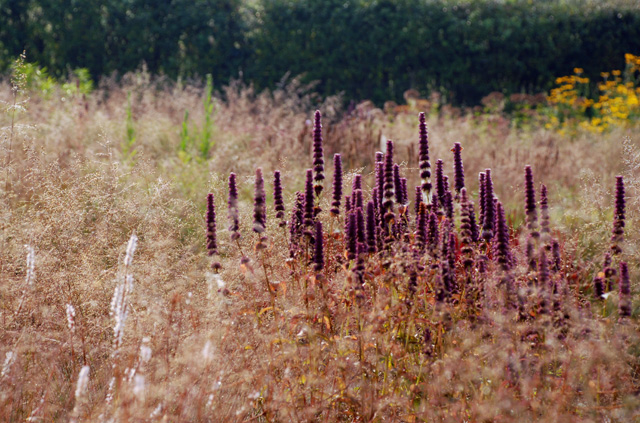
249 0 640 105
1 0 639 105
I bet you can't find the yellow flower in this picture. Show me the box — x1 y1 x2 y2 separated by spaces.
574 68 584 74
612 70 621 76
601 72 610 78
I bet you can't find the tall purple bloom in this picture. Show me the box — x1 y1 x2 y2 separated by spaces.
495 202 510 271
400 178 408 206
355 207 365 245
524 165 539 237
593 274 604 299
312 110 325 197
414 186 423 218
459 188 474 270
274 170 286 227
372 189 381 228
619 261 631 318
452 142 465 195
481 169 495 242
383 140 396 227
330 154 343 216
253 168 266 234
313 221 324 272
366 200 377 253
352 174 362 200
435 159 446 212
376 161 385 219
418 112 432 204
346 212 357 261
228 172 240 241
353 189 364 210
427 212 439 253
540 184 551 245
468 201 479 243
206 193 218 255
303 169 315 239
478 172 486 227
551 240 561 273
394 164 403 205
611 175 625 255
443 189 453 220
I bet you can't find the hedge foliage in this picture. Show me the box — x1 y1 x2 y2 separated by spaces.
2 0 640 105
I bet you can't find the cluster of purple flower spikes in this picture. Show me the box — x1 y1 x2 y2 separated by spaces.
206 110 629 316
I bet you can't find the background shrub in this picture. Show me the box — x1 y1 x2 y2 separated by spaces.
1 0 640 105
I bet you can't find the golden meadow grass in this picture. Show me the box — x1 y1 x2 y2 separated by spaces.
1 73 639 422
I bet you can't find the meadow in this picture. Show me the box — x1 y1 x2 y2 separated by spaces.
1 67 639 422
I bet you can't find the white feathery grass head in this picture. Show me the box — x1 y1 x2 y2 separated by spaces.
66 304 76 333
123 233 138 267
25 245 35 287
110 232 139 351
74 365 90 400
1 351 15 378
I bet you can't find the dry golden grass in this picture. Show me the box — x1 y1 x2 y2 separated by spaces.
1 76 639 422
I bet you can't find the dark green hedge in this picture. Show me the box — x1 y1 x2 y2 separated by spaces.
2 0 640 105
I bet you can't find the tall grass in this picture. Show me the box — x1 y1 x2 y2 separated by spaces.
0 74 638 422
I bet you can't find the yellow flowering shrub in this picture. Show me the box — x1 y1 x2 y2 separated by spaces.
546 53 640 134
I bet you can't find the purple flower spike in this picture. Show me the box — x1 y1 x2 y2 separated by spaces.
356 207 365 245
444 189 453 220
352 173 362 195
366 200 377 253
459 188 474 269
228 173 240 240
593 274 604 299
414 186 423 218
619 261 631 318
274 170 286 227
611 175 625 255
394 164 403 205
495 202 510 271
478 172 486 227
418 112 432 204
383 140 396 227
524 165 539 237
452 142 465 195
313 221 324 272
375 151 383 163
481 169 494 242
303 169 315 236
400 178 408 206
331 154 343 216
346 212 357 261
312 110 325 197
551 240 561 273
427 211 439 252
435 159 446 211
540 184 550 243
354 189 364 210
206 193 218 255
468 201 479 243
376 161 385 218
253 168 267 234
